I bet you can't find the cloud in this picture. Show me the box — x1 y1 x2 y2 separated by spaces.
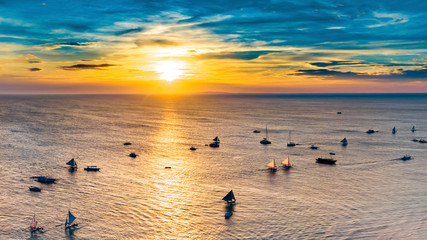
310 61 360 67
37 42 94 50
60 64 116 70
115 27 144 36
294 69 359 77
198 51 279 60
29 68 42 72
135 39 179 47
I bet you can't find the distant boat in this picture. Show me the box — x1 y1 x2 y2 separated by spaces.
123 142 132 146
222 190 236 219
310 145 318 150
337 112 342 114
412 126 416 132
287 130 296 147
189 146 197 151
412 138 419 142
65 210 78 229
399 155 412 161
32 176 56 184
419 139 427 143
266 159 277 171
30 214 44 233
209 136 220 147
366 129 376 134
392 127 396 134
341 137 348 146
253 130 261 133
281 157 291 169
29 186 41 192
329 152 336 155
66 158 77 171
260 124 271 144
84 166 100 171
129 152 137 158
316 157 337 165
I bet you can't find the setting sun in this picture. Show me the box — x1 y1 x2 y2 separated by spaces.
155 60 185 82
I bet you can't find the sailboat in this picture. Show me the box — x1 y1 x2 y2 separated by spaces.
266 159 277 171
65 210 78 229
287 131 295 147
341 137 348 146
412 126 416 133
281 157 291 169
222 190 236 219
30 214 44 233
392 127 396 134
66 158 77 171
260 124 271 144
209 136 220 147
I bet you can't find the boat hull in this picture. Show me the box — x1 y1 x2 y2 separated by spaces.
316 158 336 164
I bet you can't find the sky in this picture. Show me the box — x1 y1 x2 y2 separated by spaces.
1 0 427 94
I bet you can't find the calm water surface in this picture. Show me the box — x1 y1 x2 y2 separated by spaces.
0 94 426 239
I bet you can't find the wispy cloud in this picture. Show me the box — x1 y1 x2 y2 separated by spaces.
60 64 116 70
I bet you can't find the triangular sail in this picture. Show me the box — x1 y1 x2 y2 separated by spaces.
68 211 76 225
281 157 290 166
213 136 220 142
341 138 347 143
266 159 277 169
66 158 76 166
222 190 236 202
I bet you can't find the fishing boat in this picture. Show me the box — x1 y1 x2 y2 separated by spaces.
287 131 295 147
209 136 220 147
260 124 271 144
392 127 396 134
412 126 416 132
30 214 44 233
65 210 78 229
399 155 412 161
84 166 100 171
66 158 77 171
310 145 318 150
266 159 277 171
366 129 376 134
222 190 236 219
316 157 337 165
29 186 42 192
281 157 291 169
341 137 348 146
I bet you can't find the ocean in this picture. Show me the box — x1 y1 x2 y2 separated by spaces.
0 94 426 239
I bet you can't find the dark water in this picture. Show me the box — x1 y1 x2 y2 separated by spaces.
0 94 426 239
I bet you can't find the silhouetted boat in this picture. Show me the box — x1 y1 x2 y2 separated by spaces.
29 186 41 192
412 126 416 132
222 190 236 205
341 137 348 146
209 136 220 147
65 210 78 229
190 146 197 151
281 157 291 169
366 129 376 134
337 112 342 114
123 142 132 145
266 159 277 171
399 155 412 161
30 214 44 233
419 139 427 143
260 124 271 144
66 158 77 171
32 176 56 184
310 145 318 150
329 152 336 155
287 130 296 147
412 138 419 142
84 166 100 171
253 130 261 133
129 152 137 158
392 127 396 134
316 157 336 164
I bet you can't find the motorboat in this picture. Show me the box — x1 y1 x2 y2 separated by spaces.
84 166 100 171
419 139 427 143
287 130 296 147
253 130 261 133
316 157 337 164
32 176 56 184
190 146 197 150
123 142 132 146
366 129 376 134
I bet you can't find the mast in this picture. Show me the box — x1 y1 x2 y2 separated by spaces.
265 124 268 139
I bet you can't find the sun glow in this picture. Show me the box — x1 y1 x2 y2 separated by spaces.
155 60 185 82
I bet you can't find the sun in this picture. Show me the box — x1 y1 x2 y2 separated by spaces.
155 60 185 82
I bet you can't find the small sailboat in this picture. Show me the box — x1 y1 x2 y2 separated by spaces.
412 126 416 132
30 214 44 233
310 145 318 150
287 131 295 147
209 136 220 147
392 127 396 134
341 137 348 146
222 190 236 219
266 159 277 171
260 124 271 144
281 157 291 169
66 158 77 171
399 155 412 161
366 129 376 134
65 210 78 229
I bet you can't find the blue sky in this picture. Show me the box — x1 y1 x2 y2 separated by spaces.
1 0 427 93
